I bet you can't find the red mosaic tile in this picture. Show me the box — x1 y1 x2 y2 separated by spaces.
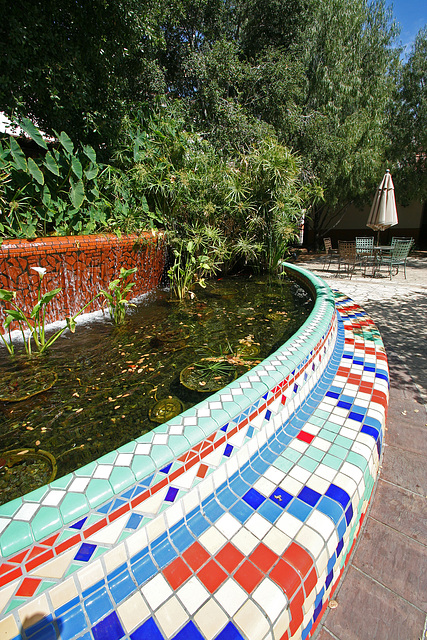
233 560 263 593
269 559 301 597
16 577 41 598
56 534 82 554
282 543 312 579
25 549 54 572
9 550 28 564
304 567 318 596
83 518 108 539
183 542 210 572
215 543 244 573
296 431 315 444
249 543 278 573
0 567 22 589
27 546 47 561
197 560 227 593
289 587 304 635
163 557 192 590
0 563 15 576
196 464 209 479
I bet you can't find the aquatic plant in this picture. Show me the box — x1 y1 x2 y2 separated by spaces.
0 267 99 356
99 266 138 324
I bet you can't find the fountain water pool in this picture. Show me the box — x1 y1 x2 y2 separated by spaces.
0 263 388 640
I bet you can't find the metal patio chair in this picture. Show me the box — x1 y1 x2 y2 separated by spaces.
322 237 338 270
378 239 412 279
355 236 374 255
338 241 365 278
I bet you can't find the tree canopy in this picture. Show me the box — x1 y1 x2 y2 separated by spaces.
1 0 425 246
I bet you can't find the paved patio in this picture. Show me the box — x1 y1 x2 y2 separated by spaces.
294 251 427 640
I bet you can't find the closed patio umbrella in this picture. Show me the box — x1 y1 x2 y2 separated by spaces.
367 169 398 243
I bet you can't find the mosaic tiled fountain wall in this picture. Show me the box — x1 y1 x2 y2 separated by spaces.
0 233 166 330
0 259 388 640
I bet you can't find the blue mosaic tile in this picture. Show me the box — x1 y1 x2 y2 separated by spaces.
170 525 195 552
92 611 124 640
57 605 87 640
151 539 177 569
336 538 344 557
187 511 210 537
84 587 112 625
258 500 282 523
126 513 144 530
25 616 54 639
74 543 97 562
172 620 205 639
270 488 293 509
70 517 87 530
203 499 224 523
287 498 312 522
243 488 265 510
216 621 245 639
165 486 179 502
131 553 157 586
131 618 163 640
325 484 350 510
298 486 322 507
345 504 354 525
217 487 238 509
229 500 253 523
224 444 233 457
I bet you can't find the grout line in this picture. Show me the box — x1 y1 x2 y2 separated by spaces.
422 613 427 640
352 565 427 615
377 475 426 499
366 513 427 548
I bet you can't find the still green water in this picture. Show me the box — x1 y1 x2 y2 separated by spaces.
0 274 312 504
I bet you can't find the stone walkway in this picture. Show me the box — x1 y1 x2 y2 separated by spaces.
295 251 427 640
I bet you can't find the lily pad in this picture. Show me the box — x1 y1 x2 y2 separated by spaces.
0 370 58 402
149 397 183 423
0 448 57 503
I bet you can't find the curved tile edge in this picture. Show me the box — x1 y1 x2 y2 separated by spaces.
0 263 388 640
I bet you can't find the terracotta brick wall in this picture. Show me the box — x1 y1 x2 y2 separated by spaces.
0 232 166 332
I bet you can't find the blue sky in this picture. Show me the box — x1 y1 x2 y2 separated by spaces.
386 0 426 55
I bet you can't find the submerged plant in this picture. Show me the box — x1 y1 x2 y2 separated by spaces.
99 267 138 324
0 267 99 356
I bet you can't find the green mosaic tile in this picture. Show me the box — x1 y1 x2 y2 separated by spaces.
272 457 294 474
307 415 325 428
151 423 171 433
321 453 342 470
319 430 336 443
116 441 137 454
306 446 325 463
0 520 33 557
94 546 108 559
85 478 114 508
36 580 56 595
166 435 190 457
24 486 49 502
109 466 136 494
96 451 118 465
346 451 368 473
5 598 27 614
131 455 156 481
64 563 81 578
282 448 302 463
324 421 341 434
314 409 331 421
58 529 80 543
298 456 318 473
335 435 353 449
59 493 90 525
86 513 104 527
0 497 22 518
74 461 97 476
196 416 219 436
118 530 134 543
49 475 73 490
150 445 174 469
32 506 63 541
180 425 205 447
328 443 347 459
